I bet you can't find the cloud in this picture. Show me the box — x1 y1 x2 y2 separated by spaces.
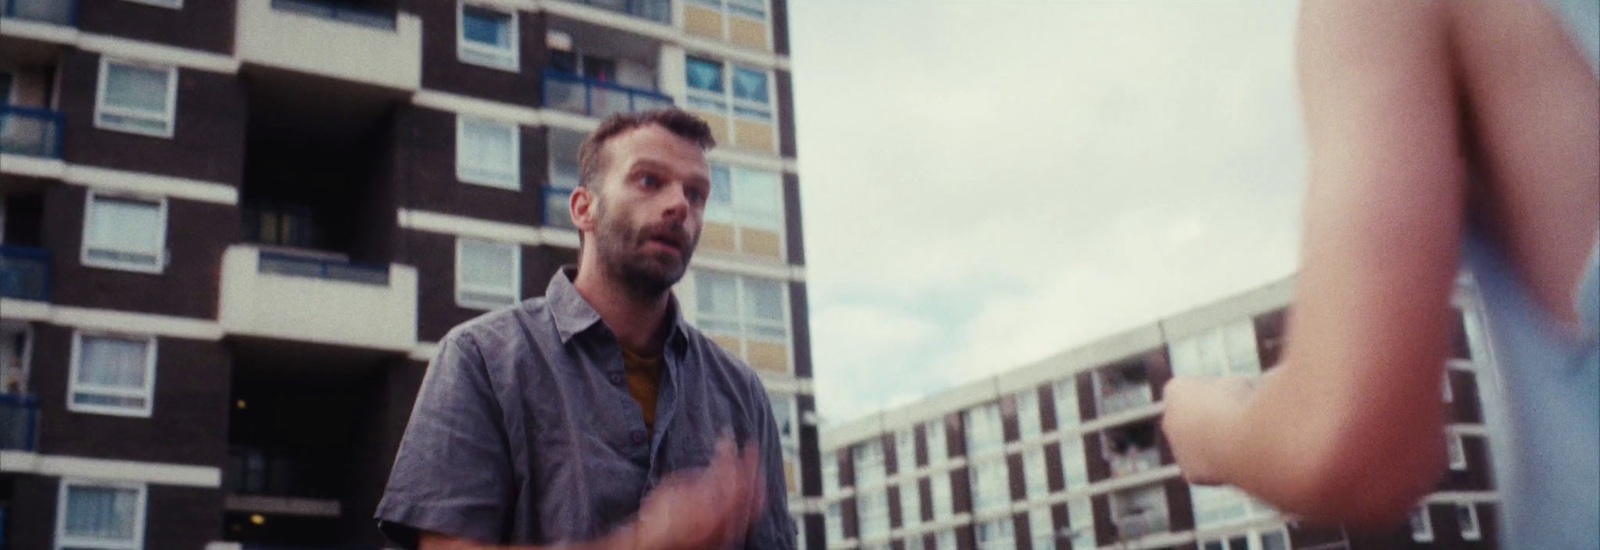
789 2 1309 422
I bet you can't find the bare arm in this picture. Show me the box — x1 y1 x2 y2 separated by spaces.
1165 0 1463 526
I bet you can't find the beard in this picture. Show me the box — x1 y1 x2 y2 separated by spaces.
592 201 699 300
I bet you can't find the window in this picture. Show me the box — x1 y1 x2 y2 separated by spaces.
1448 434 1468 471
854 440 886 489
822 454 840 494
1170 320 1261 378
925 420 948 465
94 58 176 138
824 501 843 546
1458 504 1481 541
900 481 922 527
704 163 784 257
965 403 1004 457
457 116 520 189
545 128 583 228
82 193 166 273
1029 509 1055 550
684 55 776 148
1190 484 1274 529
1199 528 1289 550
1060 436 1089 491
1054 378 1080 427
772 395 800 495
1023 447 1049 499
895 428 918 474
694 272 790 372
1410 506 1434 543
1016 389 1042 440
975 517 1014 550
690 0 768 20
68 333 157 417
455 238 520 310
1067 498 1096 549
930 472 953 520
857 489 890 540
458 3 518 70
934 530 957 550
969 458 1009 515
56 480 147 550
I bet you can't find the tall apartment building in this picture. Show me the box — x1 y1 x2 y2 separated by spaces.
819 277 1502 550
0 0 823 548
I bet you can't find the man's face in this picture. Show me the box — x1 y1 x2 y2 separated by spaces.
580 125 711 297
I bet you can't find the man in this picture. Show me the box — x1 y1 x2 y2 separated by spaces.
376 109 795 550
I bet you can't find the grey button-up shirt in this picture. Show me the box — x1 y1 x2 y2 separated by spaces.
376 267 795 548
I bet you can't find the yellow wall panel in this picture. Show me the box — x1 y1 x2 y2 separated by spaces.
733 118 777 153
708 333 742 356
701 222 737 253
784 460 798 495
684 5 724 40
746 340 791 374
728 17 769 51
740 228 783 259
692 109 731 146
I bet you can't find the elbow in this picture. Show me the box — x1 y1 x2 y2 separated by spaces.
1268 419 1447 529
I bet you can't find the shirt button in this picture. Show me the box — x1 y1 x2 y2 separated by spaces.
631 430 647 444
609 373 624 386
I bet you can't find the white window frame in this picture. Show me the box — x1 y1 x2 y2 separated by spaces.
1448 434 1468 471
930 471 954 520
56 478 148 550
894 428 917 475
457 1 520 72
94 58 177 138
1016 389 1042 440
925 419 948 465
968 457 1009 515
684 55 778 142
81 191 168 274
454 238 522 310
1442 372 1454 403
965 403 1004 458
455 115 521 190
824 501 844 546
1055 377 1080 427
1060 435 1089 491
900 481 922 527
704 162 786 256
857 488 891 540
1023 446 1049 499
772 394 801 495
66 331 157 418
1457 504 1482 541
121 0 181 9
853 439 886 489
1410 506 1435 543
975 517 1015 550
693 271 793 371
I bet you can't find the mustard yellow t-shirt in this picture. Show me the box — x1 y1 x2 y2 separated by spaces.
620 347 663 434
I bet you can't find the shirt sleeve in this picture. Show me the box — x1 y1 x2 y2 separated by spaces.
744 378 799 550
375 331 515 549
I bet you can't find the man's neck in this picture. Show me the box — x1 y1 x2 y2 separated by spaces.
572 261 673 355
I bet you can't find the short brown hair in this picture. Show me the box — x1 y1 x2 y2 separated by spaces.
577 109 716 190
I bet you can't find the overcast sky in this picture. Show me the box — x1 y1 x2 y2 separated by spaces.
786 1 1309 424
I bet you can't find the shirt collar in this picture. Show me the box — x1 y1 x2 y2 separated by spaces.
547 265 692 356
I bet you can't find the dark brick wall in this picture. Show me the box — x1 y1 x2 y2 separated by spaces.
770 0 790 55
1006 452 1025 501
945 412 965 459
837 448 854 488
918 476 933 522
391 107 548 227
1038 383 1057 433
1001 394 1020 443
1164 477 1195 532
841 495 858 539
950 467 970 515
880 432 898 477
1446 371 1484 424
1013 513 1033 550
1 475 222 550
799 394 822 496
1084 433 1109 484
783 172 804 265
1044 442 1065 492
60 50 248 185
417 2 546 106
886 484 902 530
31 324 231 466
1344 503 1499 549
79 0 235 54
914 422 928 467
790 281 812 377
1144 348 1172 401
1437 436 1495 492
1254 308 1289 368
406 230 574 343
1075 372 1096 421
1091 495 1115 548
776 70 797 158
803 513 825 550
46 185 237 319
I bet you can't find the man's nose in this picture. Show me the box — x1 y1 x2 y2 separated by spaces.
660 183 691 220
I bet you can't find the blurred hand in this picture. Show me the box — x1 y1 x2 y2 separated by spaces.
1161 375 1259 486
633 433 766 550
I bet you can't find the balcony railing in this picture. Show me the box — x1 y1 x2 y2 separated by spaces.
2 0 75 26
566 0 671 24
0 246 49 302
0 106 64 158
1108 447 1163 478
542 70 674 119
258 249 389 286
270 0 395 30
0 394 38 452
1098 384 1154 416
1114 510 1171 540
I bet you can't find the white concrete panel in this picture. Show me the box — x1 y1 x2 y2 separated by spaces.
218 245 418 351
236 0 421 90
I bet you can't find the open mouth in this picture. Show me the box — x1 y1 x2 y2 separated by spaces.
644 232 685 254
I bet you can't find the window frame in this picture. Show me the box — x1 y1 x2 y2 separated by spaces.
856 488 891 540
853 439 886 489
1447 434 1467 471
1457 504 1482 541
968 456 1010 515
925 419 948 465
1016 389 1042 440
81 191 168 274
1023 446 1049 499
1410 506 1435 543
692 271 794 372
964 402 1004 457
456 1 520 72
454 237 522 311
56 478 148 550
66 331 158 418
93 57 178 139
899 480 922 527
704 162 786 254
975 517 1015 550
455 115 521 190
683 55 778 143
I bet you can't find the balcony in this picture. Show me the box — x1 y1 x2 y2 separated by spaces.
236 0 421 91
0 106 63 158
1109 447 1163 478
563 0 671 25
1 0 75 26
1114 510 1171 540
543 70 674 119
0 394 37 451
219 245 416 351
1098 384 1153 416
1096 360 1154 416
0 246 48 302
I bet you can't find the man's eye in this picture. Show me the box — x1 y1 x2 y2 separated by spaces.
640 175 661 188
686 189 705 203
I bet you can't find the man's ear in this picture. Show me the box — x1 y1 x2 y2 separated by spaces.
570 186 596 233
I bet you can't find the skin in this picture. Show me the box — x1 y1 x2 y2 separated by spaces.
419 124 767 549
1163 0 1598 529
